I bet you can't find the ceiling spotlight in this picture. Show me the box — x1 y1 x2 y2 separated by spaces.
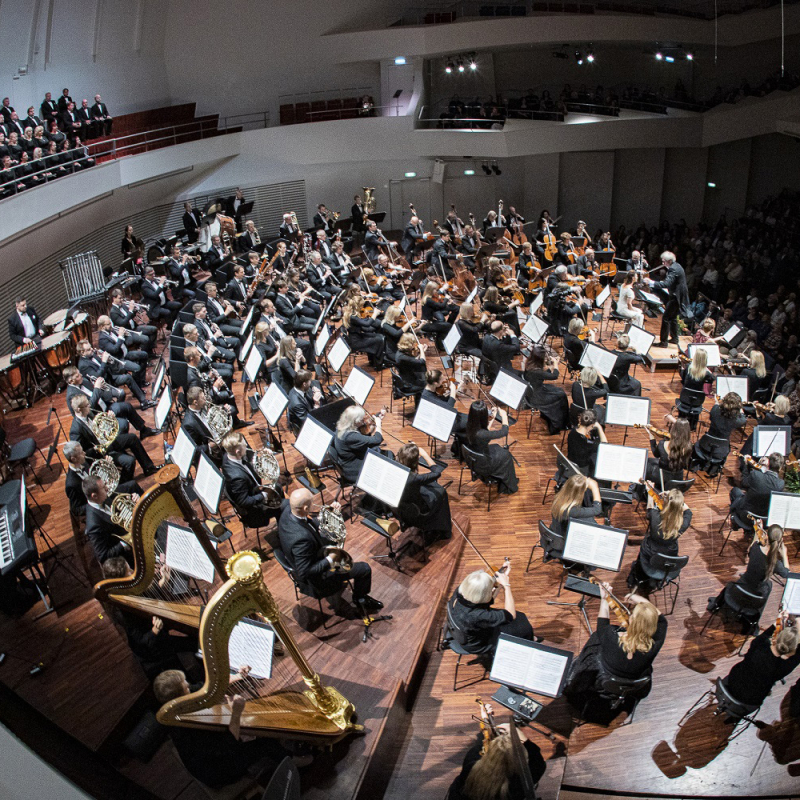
665 55 675 63
575 50 583 65
492 163 502 176
587 50 595 63
469 58 477 71
457 59 465 73
482 163 492 176
655 51 663 60
464 169 475 175
686 52 694 61
707 181 716 188
445 61 454 74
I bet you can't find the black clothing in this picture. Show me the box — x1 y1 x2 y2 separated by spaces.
730 467 785 519
8 306 42 346
446 589 533 655
650 264 690 344
64 467 141 518
331 429 383 484
524 367 569 432
608 350 645 396
85 503 132 564
550 499 602 537
345 316 385 364
567 428 599 475
222 453 283 528
695 404 746 463
481 333 520 377
597 615 667 678
395 351 426 394
467 425 518 494
681 367 713 394
287 387 314 431
737 541 789 596
398 462 452 535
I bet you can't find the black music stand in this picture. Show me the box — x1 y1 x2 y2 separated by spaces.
547 572 599 635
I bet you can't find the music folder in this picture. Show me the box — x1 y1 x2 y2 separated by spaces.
754 425 790 458
443 323 462 356
594 442 647 484
626 324 655 356
237 201 254 216
688 343 721 368
781 573 800 615
563 518 628 572
356 450 410 508
259 382 289 427
342 365 375 407
413 395 458 443
489 368 528 411
605 394 650 427
194 452 224 514
768 491 800 530
490 634 573 698
170 427 197 478
716 375 748 403
579 342 618 378
327 336 351 373
154 385 172 431
293 416 334 467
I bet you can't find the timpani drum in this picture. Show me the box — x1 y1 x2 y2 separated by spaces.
43 308 69 334
68 311 92 347
41 330 74 370
0 353 23 400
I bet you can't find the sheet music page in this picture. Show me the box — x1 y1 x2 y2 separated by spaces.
327 337 351 373
155 386 172 430
259 382 289 427
293 417 334 466
639 290 662 305
239 331 254 363
194 454 223 513
781 574 800 615
595 284 611 308
315 324 331 356
530 291 543 314
594 442 647 483
465 287 478 305
165 524 216 583
563 520 627 571
413 396 458 442
343 366 375 406
356 451 410 508
579 343 618 378
768 492 800 530
626 324 655 356
722 322 743 345
244 346 263 384
228 618 275 680
716 375 748 403
490 637 536 689
241 305 255 334
689 343 721 367
521 314 548 344
754 426 789 457
170 427 196 478
443 324 462 356
524 648 571 697
152 360 166 397
489 369 528 411
605 394 650 427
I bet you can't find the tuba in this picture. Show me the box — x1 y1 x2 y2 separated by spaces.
362 187 376 220
252 447 282 509
91 411 119 455
203 404 232 444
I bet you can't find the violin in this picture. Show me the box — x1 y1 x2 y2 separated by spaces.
747 512 769 547
475 698 498 755
752 400 775 415
743 454 768 473
577 325 593 341
639 478 665 511
588 576 630 627
634 422 671 439
772 607 789 647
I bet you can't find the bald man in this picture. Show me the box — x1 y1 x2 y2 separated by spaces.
277 488 383 612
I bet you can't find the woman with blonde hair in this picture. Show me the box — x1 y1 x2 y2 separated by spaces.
692 317 723 345
742 349 770 401
570 365 607 425
380 305 416 363
342 296 385 368
740 394 792 457
252 321 280 383
395 331 428 399
448 705 546 800
456 302 489 359
276 335 305 390
550 473 603 536
421 280 458 343
681 346 712 394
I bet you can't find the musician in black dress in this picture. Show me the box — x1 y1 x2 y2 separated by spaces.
563 318 591 369
742 350 772 403
420 282 458 345
396 442 452 541
567 410 607 476
608 333 645 396
395 333 428 401
549 474 603 537
455 303 488 359
693 392 747 476
570 366 607 426
465 401 518 494
523 345 569 434
644 418 692 488
342 297 385 368
680 347 713 394
380 306 416 364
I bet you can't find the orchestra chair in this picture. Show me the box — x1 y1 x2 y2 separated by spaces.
602 309 628 343
272 545 352 631
637 553 689 615
326 450 361 522
700 582 768 637
0 424 47 489
438 604 489 691
395 501 429 564
458 444 501 512
541 449 575 505
673 387 705 431
519 395 541 439
389 369 418 424
526 519 569 576
221 486 272 554
575 671 652 727
679 677 761 742
717 510 765 556
562 349 582 384
690 435 731 492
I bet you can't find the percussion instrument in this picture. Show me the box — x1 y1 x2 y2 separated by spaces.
43 308 69 333
67 311 91 346
40 330 74 371
0 354 24 403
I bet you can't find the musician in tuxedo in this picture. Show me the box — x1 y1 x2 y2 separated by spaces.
430 230 455 279
481 321 521 378
182 202 203 244
627 250 648 274
63 366 158 436
205 282 243 336
191 304 238 361
165 245 197 301
457 225 479 265
80 475 135 564
239 220 261 253
273 280 316 334
60 102 81 140
279 212 301 241
402 215 426 256
0 98 13 125
57 88 73 113
577 247 600 277
40 93 59 126
312 203 334 234
6 112 25 138
97 315 148 369
287 370 324 431
278 488 384 612
181 387 221 459
224 264 250 309
184 346 250 428
645 251 691 348
76 99 96 140
351 194 367 236
22 107 42 133
69 395 158 483
90 94 112 136
224 188 247 231
109 289 157 351
182 326 234 381
77 339 152 408
221 431 284 528
140 267 181 323
63 441 142 518
730 453 785 526
306 251 338 302
364 220 390 263
204 234 231 273
8 297 43 347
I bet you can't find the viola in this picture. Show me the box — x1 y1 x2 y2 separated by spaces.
588 576 630 627
475 698 498 755
639 478 665 510
743 454 768 473
634 422 671 439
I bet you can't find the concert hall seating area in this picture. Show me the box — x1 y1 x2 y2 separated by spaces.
279 95 376 125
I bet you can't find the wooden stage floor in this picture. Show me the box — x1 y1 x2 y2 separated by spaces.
0 312 798 799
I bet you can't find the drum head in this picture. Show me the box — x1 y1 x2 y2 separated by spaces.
43 308 69 327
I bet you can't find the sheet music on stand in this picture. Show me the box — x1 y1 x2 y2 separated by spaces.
169 427 197 478
343 365 375 406
626 324 655 356
443 324 462 356
293 417 334 467
315 324 331 357
579 342 618 378
754 425 790 457
239 330 254 363
688 343 721 368
594 442 647 484
165 523 216 583
154 385 172 431
638 289 663 305
521 314 548 344
152 359 166 399
228 618 276 680
781 573 800 615
722 322 745 347
594 284 611 308
563 519 628 571
327 336 351 373
240 305 255 336
244 346 263 384
490 634 573 698
465 286 478 305
768 491 800 530
530 291 543 314
194 452 224 514
489 368 528 411
605 394 651 427
258 382 289 427
413 395 458 443
356 450 410 508
716 375 748 403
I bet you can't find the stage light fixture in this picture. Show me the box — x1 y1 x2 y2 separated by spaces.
655 51 663 60
665 55 675 63
707 181 716 188
464 169 475 175
686 52 694 60
469 58 477 71
587 50 595 63
457 60 465 73
405 171 417 177
492 163 502 176
445 61 454 74
482 163 492 175
394 56 407 65
575 50 583 65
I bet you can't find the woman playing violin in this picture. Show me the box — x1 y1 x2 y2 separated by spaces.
380 305 417 364
396 332 428 402
341 297 386 369
420 281 458 345
482 284 521 336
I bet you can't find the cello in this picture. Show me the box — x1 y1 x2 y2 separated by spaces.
541 218 557 264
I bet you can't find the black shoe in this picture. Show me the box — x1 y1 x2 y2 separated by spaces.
140 427 160 440
654 341 669 349
232 419 254 429
356 595 384 611
140 381 151 388
142 464 159 477
534 635 544 643
140 400 156 410
707 597 720 613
